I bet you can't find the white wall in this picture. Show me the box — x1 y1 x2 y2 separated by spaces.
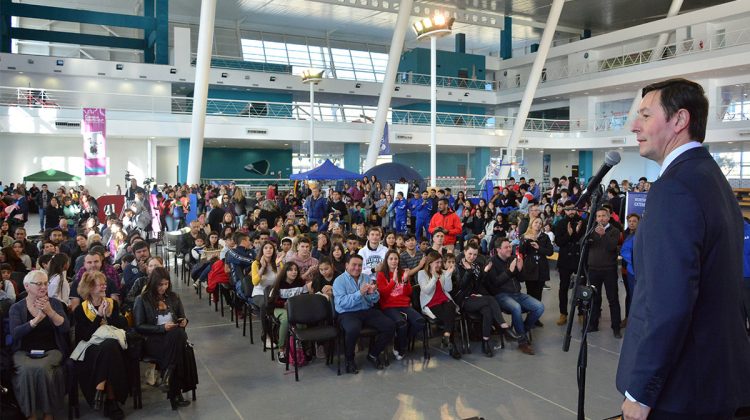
0 134 177 197
156 146 178 185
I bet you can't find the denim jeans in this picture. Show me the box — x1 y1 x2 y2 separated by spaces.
495 292 544 339
382 307 425 353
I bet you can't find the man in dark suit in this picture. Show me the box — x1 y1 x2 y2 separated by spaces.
617 78 750 419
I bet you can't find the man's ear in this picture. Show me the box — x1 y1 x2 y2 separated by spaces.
673 108 691 134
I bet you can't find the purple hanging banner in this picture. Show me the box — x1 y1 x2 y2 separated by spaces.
82 108 107 176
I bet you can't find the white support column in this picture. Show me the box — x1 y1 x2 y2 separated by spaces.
309 81 315 169
429 35 437 187
627 0 683 126
650 0 684 60
503 0 565 180
185 0 217 185
363 0 414 172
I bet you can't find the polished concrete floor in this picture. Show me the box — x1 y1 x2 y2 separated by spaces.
64 259 628 420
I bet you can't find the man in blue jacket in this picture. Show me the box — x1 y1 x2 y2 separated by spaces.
303 187 327 227
225 231 255 303
392 192 408 234
413 190 432 243
617 78 750 419
333 254 395 373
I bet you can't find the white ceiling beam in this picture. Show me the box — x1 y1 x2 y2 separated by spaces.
100 25 121 37
307 0 582 34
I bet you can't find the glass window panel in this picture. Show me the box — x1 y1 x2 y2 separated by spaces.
343 106 364 122
354 71 376 81
331 48 354 70
336 70 356 80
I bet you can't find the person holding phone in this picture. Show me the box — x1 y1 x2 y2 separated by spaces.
134 267 193 410
9 270 70 419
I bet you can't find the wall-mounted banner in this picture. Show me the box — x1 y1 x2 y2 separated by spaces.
82 108 107 176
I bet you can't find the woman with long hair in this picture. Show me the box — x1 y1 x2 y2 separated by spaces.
312 232 330 260
1 245 26 272
232 188 247 227
377 250 425 360
47 253 70 305
251 241 279 344
12 240 32 271
417 251 460 359
329 242 347 274
134 267 193 409
268 262 308 364
519 217 554 303
44 197 64 234
454 191 467 218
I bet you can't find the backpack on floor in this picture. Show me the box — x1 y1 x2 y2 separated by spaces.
288 336 307 367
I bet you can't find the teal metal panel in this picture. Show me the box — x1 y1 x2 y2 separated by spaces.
0 0 11 53
8 3 149 29
154 0 168 64
10 28 144 49
472 147 490 185
578 150 593 183
143 0 155 63
501 16 512 60
344 143 360 173
178 138 190 184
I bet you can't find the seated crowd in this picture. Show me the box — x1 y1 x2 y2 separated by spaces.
2 171 747 416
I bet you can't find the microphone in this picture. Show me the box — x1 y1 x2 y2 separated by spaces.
574 151 621 207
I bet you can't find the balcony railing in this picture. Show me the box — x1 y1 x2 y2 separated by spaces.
504 27 750 88
8 86 743 134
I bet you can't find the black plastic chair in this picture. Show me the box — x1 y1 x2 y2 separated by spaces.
410 284 464 355
286 294 338 382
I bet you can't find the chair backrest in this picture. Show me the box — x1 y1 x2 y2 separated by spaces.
287 294 331 326
410 284 422 313
164 230 182 247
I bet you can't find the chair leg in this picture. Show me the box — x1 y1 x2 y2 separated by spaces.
220 290 225 318
248 309 254 344
292 335 299 382
423 327 430 360
337 333 342 376
242 305 247 337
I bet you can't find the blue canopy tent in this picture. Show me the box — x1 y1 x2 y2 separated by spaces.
363 162 426 191
290 159 360 180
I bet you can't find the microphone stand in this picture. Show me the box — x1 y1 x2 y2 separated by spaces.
562 184 606 420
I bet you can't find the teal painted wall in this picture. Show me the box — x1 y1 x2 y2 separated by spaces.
578 150 593 183
344 143 360 173
472 147 490 186
201 148 293 179
178 138 189 184
204 88 293 117
398 48 486 80
393 152 470 178
391 102 489 127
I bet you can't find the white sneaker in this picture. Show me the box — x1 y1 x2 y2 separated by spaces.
145 364 158 386
392 349 404 361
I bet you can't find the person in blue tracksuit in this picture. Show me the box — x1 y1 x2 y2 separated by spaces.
392 192 408 234
303 187 328 227
413 190 432 243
